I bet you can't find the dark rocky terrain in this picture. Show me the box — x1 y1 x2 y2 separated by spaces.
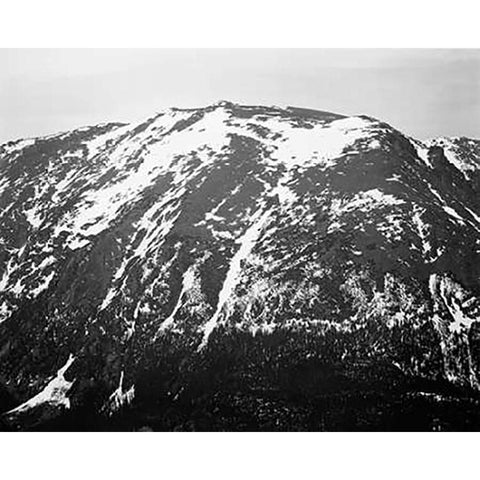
0 101 479 431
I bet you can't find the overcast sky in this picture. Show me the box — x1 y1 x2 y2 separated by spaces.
1 49 479 143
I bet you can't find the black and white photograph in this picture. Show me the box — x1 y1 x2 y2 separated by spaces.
1 47 479 433
0 1 479 476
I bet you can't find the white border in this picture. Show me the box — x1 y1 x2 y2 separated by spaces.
1 432 479 479
1 0 479 47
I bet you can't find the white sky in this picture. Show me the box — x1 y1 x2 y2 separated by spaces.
0 49 479 143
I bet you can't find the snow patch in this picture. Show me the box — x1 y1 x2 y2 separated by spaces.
23 205 43 230
157 265 197 333
30 270 55 297
443 206 465 224
103 371 135 415
267 116 384 169
411 139 432 167
330 188 405 217
7 355 75 415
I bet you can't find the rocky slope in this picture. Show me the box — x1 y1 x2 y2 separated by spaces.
0 101 479 430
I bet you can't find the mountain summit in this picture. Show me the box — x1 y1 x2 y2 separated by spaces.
0 102 479 430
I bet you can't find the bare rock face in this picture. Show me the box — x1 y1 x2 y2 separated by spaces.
0 102 479 430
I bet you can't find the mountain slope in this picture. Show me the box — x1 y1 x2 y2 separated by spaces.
0 101 479 430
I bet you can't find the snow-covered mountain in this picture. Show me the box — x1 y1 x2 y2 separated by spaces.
0 101 479 430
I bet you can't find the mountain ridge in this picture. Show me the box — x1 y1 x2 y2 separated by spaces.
3 101 478 147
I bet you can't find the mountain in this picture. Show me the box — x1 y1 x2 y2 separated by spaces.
0 101 479 431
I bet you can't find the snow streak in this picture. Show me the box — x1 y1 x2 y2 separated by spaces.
198 207 271 350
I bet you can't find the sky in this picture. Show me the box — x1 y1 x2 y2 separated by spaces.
0 49 479 143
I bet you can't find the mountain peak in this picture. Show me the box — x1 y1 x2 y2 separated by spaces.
0 101 479 430
211 99 235 108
